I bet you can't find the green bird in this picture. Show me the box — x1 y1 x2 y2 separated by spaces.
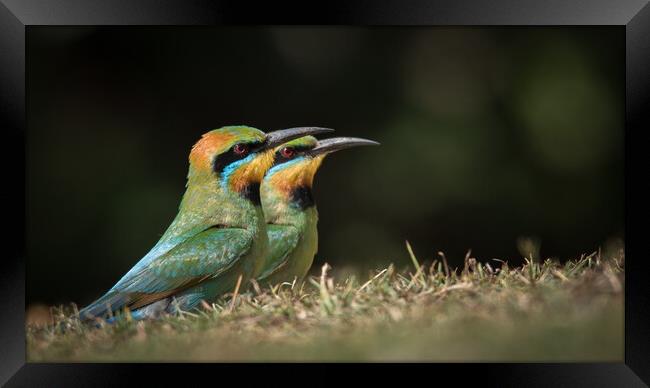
257 136 379 286
79 125 333 321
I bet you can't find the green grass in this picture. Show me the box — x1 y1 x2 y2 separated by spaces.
27 245 624 362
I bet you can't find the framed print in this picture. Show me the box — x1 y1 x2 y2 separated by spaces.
1 0 648 386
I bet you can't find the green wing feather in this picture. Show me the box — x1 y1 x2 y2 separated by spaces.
258 224 300 280
81 227 253 318
122 227 253 293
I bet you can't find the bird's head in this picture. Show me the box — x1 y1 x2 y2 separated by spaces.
263 136 379 210
187 126 333 204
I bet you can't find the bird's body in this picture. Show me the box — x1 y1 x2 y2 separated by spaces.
79 126 331 321
261 210 319 285
258 136 378 286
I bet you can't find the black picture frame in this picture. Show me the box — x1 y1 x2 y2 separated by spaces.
1 1 648 386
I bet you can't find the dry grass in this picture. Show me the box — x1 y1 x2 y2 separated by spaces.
27 244 624 362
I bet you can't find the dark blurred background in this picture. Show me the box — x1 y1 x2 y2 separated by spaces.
26 27 624 306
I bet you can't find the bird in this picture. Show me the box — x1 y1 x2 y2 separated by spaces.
79 125 334 321
257 136 379 286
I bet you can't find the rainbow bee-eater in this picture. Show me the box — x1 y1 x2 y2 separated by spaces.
257 136 379 286
79 125 333 321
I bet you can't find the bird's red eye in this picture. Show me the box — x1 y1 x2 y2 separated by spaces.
233 143 249 155
280 147 295 158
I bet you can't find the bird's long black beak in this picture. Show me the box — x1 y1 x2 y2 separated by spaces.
265 127 335 149
307 137 380 156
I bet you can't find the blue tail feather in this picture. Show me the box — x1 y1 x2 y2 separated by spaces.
79 292 130 321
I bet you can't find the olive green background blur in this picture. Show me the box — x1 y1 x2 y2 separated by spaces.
27 27 624 306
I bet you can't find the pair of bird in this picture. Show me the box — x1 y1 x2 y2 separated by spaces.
79 125 378 321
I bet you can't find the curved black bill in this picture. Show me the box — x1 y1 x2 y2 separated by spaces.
265 127 335 149
307 137 380 156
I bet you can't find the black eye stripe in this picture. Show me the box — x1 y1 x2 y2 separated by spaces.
272 145 312 167
213 141 264 174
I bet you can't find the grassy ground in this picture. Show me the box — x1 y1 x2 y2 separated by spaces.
27 244 624 362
